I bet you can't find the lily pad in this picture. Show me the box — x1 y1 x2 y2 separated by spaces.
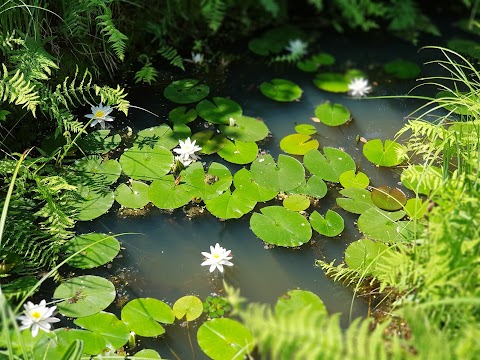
357 208 413 242
280 134 319 155
196 97 242 125
275 289 327 315
172 122 192 140
400 165 443 195
371 186 407 211
446 38 480 60
119 144 173 181
292 175 327 199
250 154 305 192
363 139 406 167
339 170 370 189
383 59 421 79
64 233 120 269
197 318 254 360
217 139 258 164
313 69 365 93
34 328 106 357
232 168 277 202
163 79 210 104
182 161 232 200
77 130 121 155
205 189 257 219
219 115 270 142
74 312 130 349
135 124 178 150
304 147 356 183
314 102 351 126
310 210 344 237
250 206 312 247
295 124 317 135
336 188 376 214
260 79 302 102
115 180 150 208
149 175 195 209
169 106 197 124
133 349 163 359
173 296 203 321
345 239 389 275
297 52 335 72
53 275 116 318
191 130 228 154
74 185 114 221
248 26 306 56
283 194 310 211
121 298 174 337
73 156 122 186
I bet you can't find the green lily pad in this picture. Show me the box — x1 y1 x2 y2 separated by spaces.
304 147 356 183
314 102 351 126
363 139 407 167
173 296 203 321
73 156 122 186
135 124 178 150
172 122 192 140
400 165 443 195
217 139 258 164
309 210 344 237
404 197 429 219
280 134 319 155
163 79 210 104
219 115 270 142
149 175 194 209
250 206 312 247
74 312 130 349
383 59 421 79
371 186 407 211
169 106 197 124
205 189 257 219
232 168 277 202
446 38 480 60
119 144 173 181
357 208 413 242
197 318 254 360
53 275 116 318
295 124 317 135
297 52 335 72
191 130 228 154
196 97 242 125
182 161 232 200
121 298 175 337
133 349 163 359
34 328 106 357
339 170 370 189
64 233 120 269
250 154 305 192
260 79 302 102
77 130 121 155
283 194 310 211
114 180 150 209
345 239 389 275
292 175 327 199
336 188 376 214
313 69 365 93
275 289 327 315
248 26 306 56
74 185 114 221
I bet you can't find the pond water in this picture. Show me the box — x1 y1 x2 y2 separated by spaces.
75 28 444 358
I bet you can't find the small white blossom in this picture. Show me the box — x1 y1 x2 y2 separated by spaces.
201 243 233 273
17 300 60 337
348 78 372 97
285 39 308 56
228 117 236 127
191 52 204 64
174 155 194 167
173 137 202 165
85 103 114 129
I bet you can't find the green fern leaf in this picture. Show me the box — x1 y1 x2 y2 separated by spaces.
157 44 185 70
201 0 226 32
134 63 159 85
0 64 40 115
96 5 128 61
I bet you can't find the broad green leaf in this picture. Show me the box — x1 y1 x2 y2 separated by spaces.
232 168 277 202
400 165 443 195
292 175 327 199
404 197 429 219
260 79 302 102
169 106 197 124
371 186 407 211
114 180 150 209
304 147 356 183
275 289 327 315
74 312 130 349
251 154 305 192
339 170 370 189
172 122 191 140
205 189 257 219
383 59 421 79
135 124 178 150
283 194 310 211
336 188 376 214
64 233 120 269
149 175 194 209
77 130 121 155
248 26 306 56
196 97 242 125
362 139 406 167
191 130 228 154
280 134 319 155
34 329 106 357
219 115 269 142
297 52 335 72
182 161 232 200
163 79 209 104
119 144 173 181
357 208 412 242
314 102 351 126
309 210 344 237
250 206 312 247
132 349 163 359
217 139 258 164
173 296 203 321
313 69 365 93
345 239 389 275
74 185 114 221
446 38 480 60
121 298 174 337
72 156 122 186
54 275 116 318
295 124 317 135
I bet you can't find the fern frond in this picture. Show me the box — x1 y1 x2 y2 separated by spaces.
94 85 129 115
0 64 40 115
259 0 280 17
0 30 24 53
201 0 226 32
157 44 185 70
316 259 363 287
96 4 128 61
307 0 324 10
134 63 159 85
11 42 59 81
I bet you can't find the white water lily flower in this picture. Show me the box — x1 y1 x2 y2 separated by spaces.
191 52 204 64
228 117 236 127
174 155 194 167
17 300 60 337
85 103 114 129
201 243 233 273
348 78 372 97
173 137 202 163
285 39 308 56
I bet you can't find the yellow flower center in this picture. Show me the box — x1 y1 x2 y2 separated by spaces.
31 311 42 320
94 110 106 118
213 254 220 259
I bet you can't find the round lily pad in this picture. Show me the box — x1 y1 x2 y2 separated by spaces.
260 79 302 102
248 25 306 56
250 206 312 247
345 239 389 275
74 185 114 221
371 186 407 211
72 156 122 186
135 124 178 150
169 106 197 124
313 69 365 93
357 208 412 242
119 144 173 181
339 170 370 189
297 52 335 72
295 124 317 135
172 122 192 140
121 298 174 337
363 139 406 167
77 130 121 155
304 147 356 183
133 349 163 359
275 289 326 315
292 175 327 199
205 189 257 219
114 180 150 208
197 318 254 360
53 275 116 318
447 38 480 60
309 210 344 237
149 175 194 209
383 59 421 79
404 197 429 219
191 130 228 154
217 140 258 164
283 194 310 211
232 168 277 202
336 188 376 214
280 134 319 155
34 328 106 357
251 154 305 192
64 233 120 269
173 296 203 322
181 161 232 200
196 97 242 125
163 79 209 104
314 102 351 126
219 115 269 142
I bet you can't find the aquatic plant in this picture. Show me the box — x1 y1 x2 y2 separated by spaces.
17 300 60 337
347 77 372 97
201 243 234 273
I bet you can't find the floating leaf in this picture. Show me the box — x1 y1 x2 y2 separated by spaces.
74 185 114 221
297 52 335 72
119 144 173 181
339 170 370 189
115 180 150 208
205 189 257 219
304 148 356 183
314 102 351 126
182 162 232 200
169 106 197 124
73 156 122 186
292 175 327 199
163 79 209 104
121 298 174 337
191 130 228 154
173 296 203 321
251 154 305 192
250 206 312 247
283 194 310 211
232 168 277 202
336 188 376 214
132 349 163 359
54 275 116 318
371 186 407 211
280 134 319 155
309 210 344 237
135 125 178 150
404 197 429 219
217 139 258 164
295 124 317 135
219 115 269 142
383 59 421 79
260 79 302 102
149 175 194 209
172 122 191 140
248 26 305 56
275 289 327 315
196 97 242 125
197 318 254 360
400 165 443 195
34 329 106 357
357 208 413 242
77 130 121 155
345 239 389 275
313 69 365 93
64 233 120 269
446 38 480 60
363 139 406 167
